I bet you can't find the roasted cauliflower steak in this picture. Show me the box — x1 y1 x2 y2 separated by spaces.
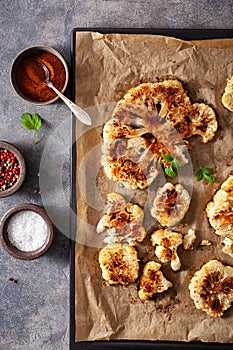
189 260 233 318
101 80 217 189
98 243 139 286
150 182 191 227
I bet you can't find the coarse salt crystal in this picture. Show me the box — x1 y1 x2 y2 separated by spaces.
7 210 49 252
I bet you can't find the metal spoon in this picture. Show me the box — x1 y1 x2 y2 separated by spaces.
35 59 92 125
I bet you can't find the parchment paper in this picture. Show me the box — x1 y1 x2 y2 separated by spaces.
74 31 233 343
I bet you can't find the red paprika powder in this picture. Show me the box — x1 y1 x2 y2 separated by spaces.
15 50 66 102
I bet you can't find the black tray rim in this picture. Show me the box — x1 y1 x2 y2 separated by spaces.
69 28 233 350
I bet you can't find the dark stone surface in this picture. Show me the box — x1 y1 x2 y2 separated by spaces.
0 1 232 349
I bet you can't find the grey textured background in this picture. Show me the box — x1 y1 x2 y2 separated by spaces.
0 1 232 349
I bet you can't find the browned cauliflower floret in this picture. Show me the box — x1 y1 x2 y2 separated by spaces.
150 183 191 227
183 228 196 250
150 229 183 271
222 237 233 258
98 243 139 286
189 260 233 318
206 175 233 238
206 175 233 258
97 193 147 246
199 240 212 247
138 261 173 301
222 75 233 112
191 103 218 143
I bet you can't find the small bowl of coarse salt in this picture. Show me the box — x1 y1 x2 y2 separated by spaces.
0 204 54 260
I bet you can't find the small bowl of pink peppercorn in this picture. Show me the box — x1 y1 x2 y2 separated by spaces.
0 141 26 198
0 204 54 260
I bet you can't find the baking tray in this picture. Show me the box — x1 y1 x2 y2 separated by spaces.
69 28 233 350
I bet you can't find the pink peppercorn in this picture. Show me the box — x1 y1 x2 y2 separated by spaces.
0 148 20 191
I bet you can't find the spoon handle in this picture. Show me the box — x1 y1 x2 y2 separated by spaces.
47 81 92 126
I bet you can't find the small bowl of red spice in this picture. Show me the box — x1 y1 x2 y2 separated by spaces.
0 141 26 198
10 45 69 105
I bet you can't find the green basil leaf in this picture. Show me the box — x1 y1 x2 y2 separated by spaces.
195 169 203 181
203 173 215 183
165 166 177 178
21 113 31 121
162 154 174 162
32 113 42 130
31 113 39 123
21 119 36 130
202 168 214 175
20 113 42 143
